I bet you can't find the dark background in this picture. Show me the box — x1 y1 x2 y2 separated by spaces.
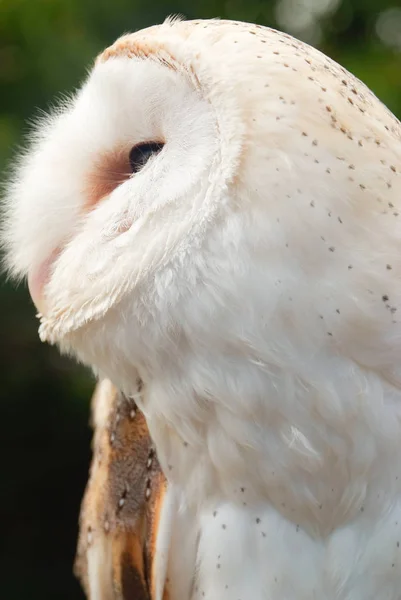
1 1 400 598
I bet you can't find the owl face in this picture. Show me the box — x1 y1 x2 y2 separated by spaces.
2 18 260 389
4 27 222 313
2 19 254 381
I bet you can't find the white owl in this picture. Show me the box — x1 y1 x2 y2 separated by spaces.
3 16 401 600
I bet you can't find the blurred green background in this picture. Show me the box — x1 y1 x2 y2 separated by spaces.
1 0 400 598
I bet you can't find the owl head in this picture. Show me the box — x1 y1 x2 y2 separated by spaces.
0 19 267 387
3 17 399 397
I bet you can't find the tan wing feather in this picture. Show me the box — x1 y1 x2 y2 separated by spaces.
74 379 168 600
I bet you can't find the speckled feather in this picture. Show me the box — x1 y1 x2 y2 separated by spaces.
74 379 168 600
3 16 401 600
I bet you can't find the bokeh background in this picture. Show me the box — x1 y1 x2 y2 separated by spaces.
1 0 400 598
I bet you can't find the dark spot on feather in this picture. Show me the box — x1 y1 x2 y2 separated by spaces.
121 551 148 600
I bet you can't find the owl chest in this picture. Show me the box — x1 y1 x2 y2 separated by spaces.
164 493 401 600
141 380 401 600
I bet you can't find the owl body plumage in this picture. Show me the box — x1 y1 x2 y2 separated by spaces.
3 18 401 599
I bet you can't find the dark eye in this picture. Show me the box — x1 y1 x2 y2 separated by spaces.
128 141 164 174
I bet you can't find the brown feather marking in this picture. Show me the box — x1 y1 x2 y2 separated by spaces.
99 39 177 69
112 527 148 600
121 551 150 600
74 380 167 600
146 473 169 600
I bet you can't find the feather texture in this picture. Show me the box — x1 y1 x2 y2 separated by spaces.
75 379 168 600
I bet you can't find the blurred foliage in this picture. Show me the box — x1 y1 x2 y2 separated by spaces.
0 0 400 598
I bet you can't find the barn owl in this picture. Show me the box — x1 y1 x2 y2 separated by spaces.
3 14 401 600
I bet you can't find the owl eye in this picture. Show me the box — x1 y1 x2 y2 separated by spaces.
128 142 164 174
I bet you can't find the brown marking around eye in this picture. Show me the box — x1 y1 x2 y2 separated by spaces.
84 141 165 211
84 146 131 209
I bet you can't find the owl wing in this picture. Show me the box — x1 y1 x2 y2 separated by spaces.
74 379 168 600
